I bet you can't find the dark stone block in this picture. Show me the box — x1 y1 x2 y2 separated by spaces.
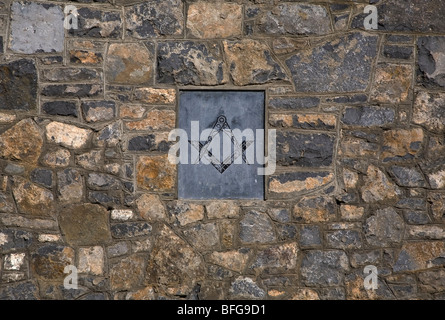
69 7 121 38
88 191 121 206
327 230 362 249
301 250 349 286
0 281 39 300
111 222 152 239
342 106 395 127
81 100 115 122
389 166 426 187
299 225 322 247
417 36 445 88
286 33 378 93
276 132 335 167
0 229 33 252
30 168 53 188
41 84 102 98
325 94 368 104
42 101 78 117
383 45 413 60
269 97 320 110
0 59 37 110
403 210 430 225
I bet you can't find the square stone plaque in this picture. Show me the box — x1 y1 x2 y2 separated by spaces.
178 91 265 199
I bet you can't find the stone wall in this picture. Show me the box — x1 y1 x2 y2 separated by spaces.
0 0 445 300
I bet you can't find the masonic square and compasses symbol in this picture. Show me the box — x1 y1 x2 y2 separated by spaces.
188 115 253 174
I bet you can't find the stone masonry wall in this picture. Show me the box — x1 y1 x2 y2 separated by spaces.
0 0 445 300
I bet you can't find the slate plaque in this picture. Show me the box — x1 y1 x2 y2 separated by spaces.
178 91 265 199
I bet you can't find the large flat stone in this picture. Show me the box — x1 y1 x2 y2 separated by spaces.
417 37 445 89
9 1 64 53
286 32 378 93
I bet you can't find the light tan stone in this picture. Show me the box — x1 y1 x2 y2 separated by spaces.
46 122 91 149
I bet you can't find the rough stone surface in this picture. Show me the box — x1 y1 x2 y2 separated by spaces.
187 2 242 38
125 0 183 38
286 33 378 93
157 41 227 85
70 7 121 38
110 254 146 290
342 106 395 127
393 241 445 272
230 277 266 299
136 155 176 192
208 249 251 273
381 128 424 162
239 211 276 244
0 119 43 164
9 2 64 53
293 196 336 223
58 204 111 246
0 59 38 110
364 208 404 247
106 43 153 84
31 244 74 280
46 122 91 149
57 169 83 202
413 91 445 132
361 165 402 203
269 172 334 197
223 39 287 86
370 64 412 104
12 177 54 217
136 194 166 222
301 250 349 286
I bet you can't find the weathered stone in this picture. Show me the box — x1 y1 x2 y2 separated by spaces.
0 281 39 300
111 222 152 239
136 155 176 192
4 252 25 270
381 128 424 162
78 246 104 275
157 41 227 85
125 109 175 131
417 36 445 89
0 229 33 252
250 243 298 273
269 171 334 197
406 225 445 240
87 173 121 190
96 121 122 147
0 192 15 213
0 213 57 230
76 150 102 170
413 91 445 133
220 220 236 249
223 39 287 86
110 254 146 290
239 210 276 244
41 68 101 82
70 50 103 64
167 201 204 226
39 56 63 65
107 241 129 258
88 190 121 206
340 205 364 221
267 208 290 223
345 271 395 300
276 132 334 167
389 166 426 187
208 249 251 273
327 230 362 249
253 3 331 36
183 223 219 251
339 136 379 158
403 210 430 225
58 203 111 246
0 119 43 164
42 101 78 117
57 169 83 202
206 201 239 219
46 122 92 149
70 7 121 38
12 177 54 217
41 84 103 98
133 88 176 104
110 209 134 221
423 165 445 189
147 225 205 292
357 1 445 33
42 148 71 168
342 106 395 127
136 194 166 222
0 59 37 110
396 198 426 210
9 2 64 53
132 238 153 253
125 0 183 38
127 133 170 152
383 45 413 60
428 192 445 221
269 97 320 110
286 33 378 93
299 225 322 247
393 241 445 272
350 250 380 268
187 2 242 38
126 286 156 300
270 113 336 130
31 244 74 280
0 112 17 123
81 101 115 122
120 105 145 119
361 165 401 203
293 196 336 223
365 207 404 247
418 269 445 293
106 43 153 84
301 250 349 286
291 289 320 300
370 64 412 103
38 234 60 243
230 277 266 300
